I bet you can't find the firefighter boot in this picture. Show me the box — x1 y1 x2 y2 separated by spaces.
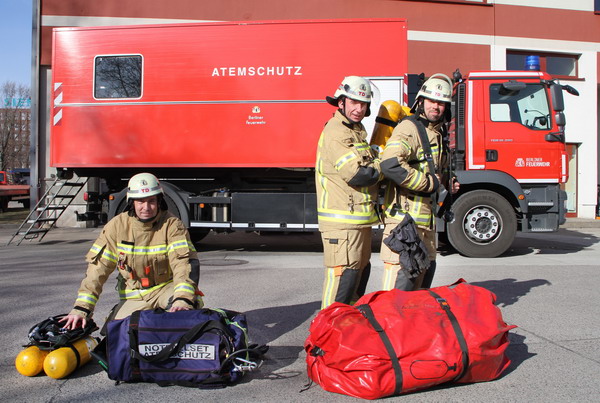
354 262 371 301
335 268 360 305
322 266 359 309
383 263 414 291
394 268 416 291
420 261 437 289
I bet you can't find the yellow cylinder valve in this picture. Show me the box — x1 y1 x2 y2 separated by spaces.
15 345 50 377
43 336 98 379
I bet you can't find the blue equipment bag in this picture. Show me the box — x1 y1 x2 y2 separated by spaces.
104 308 267 387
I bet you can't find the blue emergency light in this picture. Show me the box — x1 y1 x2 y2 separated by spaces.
525 55 540 71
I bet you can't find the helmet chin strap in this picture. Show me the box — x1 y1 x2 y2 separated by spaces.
415 100 427 121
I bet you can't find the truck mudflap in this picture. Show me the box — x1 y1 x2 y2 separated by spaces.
559 189 568 226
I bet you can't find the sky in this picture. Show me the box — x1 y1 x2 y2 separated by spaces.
0 0 33 87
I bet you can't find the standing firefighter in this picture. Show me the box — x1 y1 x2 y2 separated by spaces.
316 76 382 309
61 173 202 330
380 74 459 291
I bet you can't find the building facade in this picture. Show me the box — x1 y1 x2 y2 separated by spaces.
32 0 600 218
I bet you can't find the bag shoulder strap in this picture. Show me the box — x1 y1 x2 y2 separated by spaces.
428 290 470 381
406 115 436 174
406 115 445 212
356 304 403 396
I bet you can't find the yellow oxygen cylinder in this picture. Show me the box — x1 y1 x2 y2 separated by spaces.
15 345 49 377
43 336 98 379
370 100 411 152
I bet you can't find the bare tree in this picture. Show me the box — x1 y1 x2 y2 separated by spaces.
0 81 31 171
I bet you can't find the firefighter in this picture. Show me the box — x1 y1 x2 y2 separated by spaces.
61 173 202 330
379 74 460 291
316 76 382 309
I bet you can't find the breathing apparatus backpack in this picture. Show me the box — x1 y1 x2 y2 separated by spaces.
15 314 99 378
27 314 98 350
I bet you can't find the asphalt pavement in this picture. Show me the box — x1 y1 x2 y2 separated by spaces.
1 219 599 402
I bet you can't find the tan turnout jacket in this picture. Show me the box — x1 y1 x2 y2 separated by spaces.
69 210 197 317
315 110 381 231
381 116 448 228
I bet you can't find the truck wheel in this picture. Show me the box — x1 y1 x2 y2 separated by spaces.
447 190 516 258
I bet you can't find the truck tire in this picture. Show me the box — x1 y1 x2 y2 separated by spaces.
447 190 516 258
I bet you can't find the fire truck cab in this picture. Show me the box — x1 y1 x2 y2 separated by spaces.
444 70 578 257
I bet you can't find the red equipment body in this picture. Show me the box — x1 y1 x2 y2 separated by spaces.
50 19 407 169
0 185 29 197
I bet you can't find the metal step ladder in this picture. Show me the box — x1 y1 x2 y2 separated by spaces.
7 176 88 246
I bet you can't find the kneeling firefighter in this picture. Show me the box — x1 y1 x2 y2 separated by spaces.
379 74 460 291
61 173 203 331
316 76 383 309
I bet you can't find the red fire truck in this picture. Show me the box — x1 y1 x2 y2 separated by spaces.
49 19 576 258
0 171 30 211
444 70 577 257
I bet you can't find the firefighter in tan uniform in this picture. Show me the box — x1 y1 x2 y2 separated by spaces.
316 76 382 309
380 74 460 291
61 173 202 330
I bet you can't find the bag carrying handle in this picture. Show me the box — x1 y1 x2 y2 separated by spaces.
128 312 232 364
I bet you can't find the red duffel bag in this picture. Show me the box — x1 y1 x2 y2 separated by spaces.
304 279 516 399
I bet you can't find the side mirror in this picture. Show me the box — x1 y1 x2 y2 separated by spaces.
562 84 579 96
550 83 565 112
555 112 565 127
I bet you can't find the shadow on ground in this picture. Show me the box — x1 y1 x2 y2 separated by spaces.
440 227 600 257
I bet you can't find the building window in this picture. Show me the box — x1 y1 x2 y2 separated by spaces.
507 51 580 80
94 55 143 99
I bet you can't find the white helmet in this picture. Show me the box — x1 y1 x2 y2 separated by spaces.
326 76 373 106
411 73 452 112
127 173 163 201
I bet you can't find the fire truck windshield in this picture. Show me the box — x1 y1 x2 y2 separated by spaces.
489 83 551 130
